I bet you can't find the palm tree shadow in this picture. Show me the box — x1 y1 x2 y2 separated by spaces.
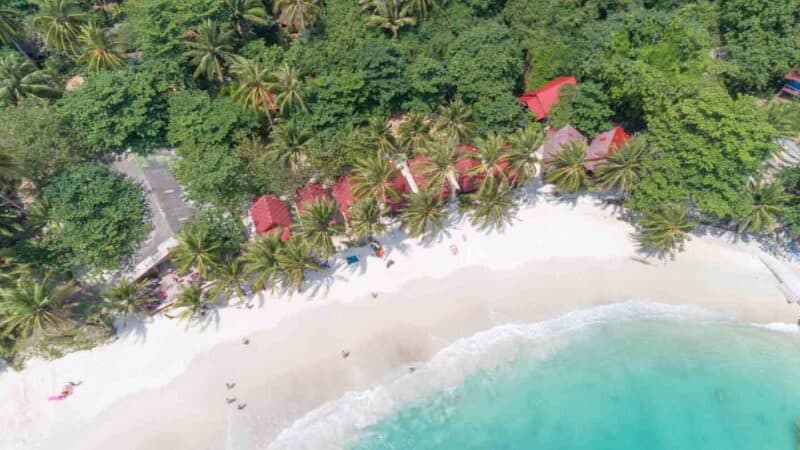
0 357 8 374
517 178 545 207
305 268 347 300
115 314 149 344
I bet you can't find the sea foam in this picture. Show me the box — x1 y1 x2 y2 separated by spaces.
265 301 726 450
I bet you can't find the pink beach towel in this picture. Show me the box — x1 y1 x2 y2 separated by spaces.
48 395 66 401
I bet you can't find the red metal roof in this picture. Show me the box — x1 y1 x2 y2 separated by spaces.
519 76 578 121
295 184 332 214
454 144 483 193
251 195 291 241
408 155 451 200
331 175 355 221
584 126 630 171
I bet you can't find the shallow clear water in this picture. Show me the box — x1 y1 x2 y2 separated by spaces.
348 320 800 450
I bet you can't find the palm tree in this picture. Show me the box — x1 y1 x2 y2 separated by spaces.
365 115 402 156
272 0 321 35
170 226 222 279
32 0 87 54
407 0 439 17
419 137 460 195
266 118 312 171
76 23 125 71
471 133 508 183
0 248 28 286
762 101 800 142
544 142 589 193
241 233 282 291
103 278 150 317
172 284 214 325
636 203 695 256
231 57 275 126
208 257 248 304
399 191 445 238
736 179 789 234
0 152 19 180
435 98 477 143
348 198 386 243
0 274 77 340
0 8 21 45
294 199 344 259
351 153 401 207
225 0 270 36
270 64 306 115
275 239 321 292
183 19 237 82
0 7 31 60
0 200 22 238
594 136 649 198
0 54 60 105
363 0 416 39
506 126 543 186
465 176 516 231
399 112 430 153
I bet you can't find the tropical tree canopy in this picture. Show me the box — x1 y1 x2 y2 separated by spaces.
183 19 237 82
594 136 650 198
32 0 87 53
543 142 589 193
0 54 59 105
636 203 695 256
399 191 445 238
0 274 77 341
293 199 344 259
76 23 125 71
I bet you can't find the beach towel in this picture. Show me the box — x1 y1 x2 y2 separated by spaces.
48 395 66 401
346 256 360 265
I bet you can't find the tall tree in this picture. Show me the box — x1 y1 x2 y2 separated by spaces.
0 274 77 341
272 0 321 35
348 198 386 243
594 136 650 198
76 23 125 71
544 142 589 193
406 0 439 18
365 115 402 156
470 132 508 183
636 203 695 256
241 233 282 291
208 256 248 304
275 239 320 292
363 0 416 39
351 154 400 207
270 64 306 115
32 0 87 54
0 7 32 60
266 118 312 171
225 0 270 36
170 226 222 278
465 176 516 231
505 126 542 187
419 137 460 194
399 112 430 153
0 54 59 105
435 98 477 143
171 284 213 326
230 57 276 126
103 278 150 317
399 191 445 238
294 199 344 259
183 19 237 82
735 179 789 234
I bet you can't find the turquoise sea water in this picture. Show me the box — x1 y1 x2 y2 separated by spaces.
348 320 800 450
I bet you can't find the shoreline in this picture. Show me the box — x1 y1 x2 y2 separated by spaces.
2 192 800 449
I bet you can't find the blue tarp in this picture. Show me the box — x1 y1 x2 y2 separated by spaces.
346 256 360 265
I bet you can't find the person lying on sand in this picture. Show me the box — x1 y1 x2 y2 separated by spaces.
226 397 236 404
341 350 350 359
237 403 247 410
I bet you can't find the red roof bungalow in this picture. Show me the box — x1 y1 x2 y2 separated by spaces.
251 195 292 241
455 144 483 193
541 125 587 171
331 175 356 221
519 76 578 121
295 183 335 216
408 155 451 200
584 126 630 171
386 165 410 211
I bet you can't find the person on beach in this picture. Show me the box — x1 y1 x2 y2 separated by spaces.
341 350 350 359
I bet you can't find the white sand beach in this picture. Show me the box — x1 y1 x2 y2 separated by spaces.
2 187 799 450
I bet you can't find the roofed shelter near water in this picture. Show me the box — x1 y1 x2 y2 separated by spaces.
519 76 578 121
541 125 587 171
584 126 630 171
251 195 292 241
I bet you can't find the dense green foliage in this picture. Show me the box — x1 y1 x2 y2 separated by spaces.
39 164 149 270
2 0 800 365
